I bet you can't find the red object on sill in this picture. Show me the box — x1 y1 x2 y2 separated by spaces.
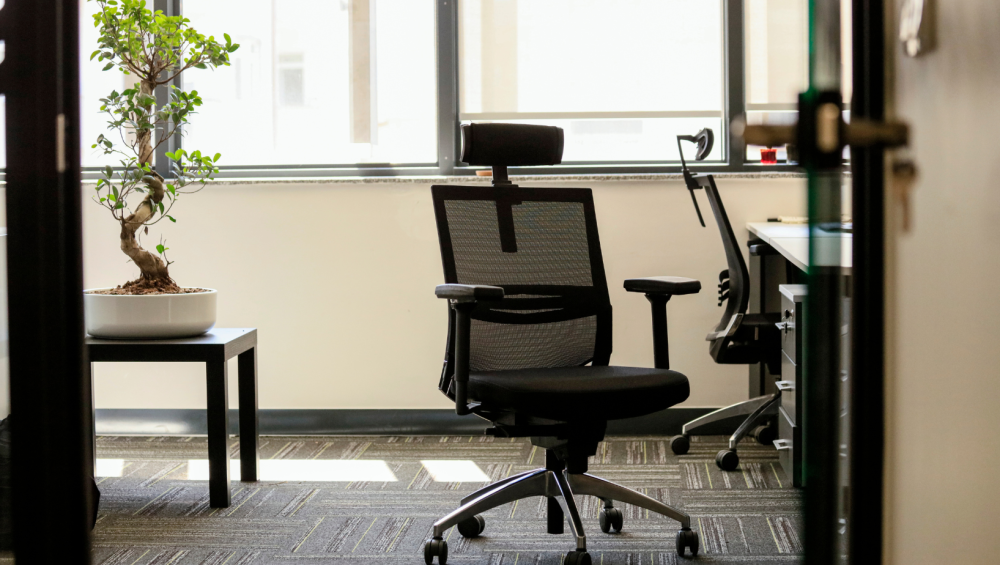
760 147 778 164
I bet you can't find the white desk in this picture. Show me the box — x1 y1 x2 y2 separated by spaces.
747 222 852 272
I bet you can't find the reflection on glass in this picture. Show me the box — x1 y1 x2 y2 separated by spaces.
420 460 491 483
184 459 398 482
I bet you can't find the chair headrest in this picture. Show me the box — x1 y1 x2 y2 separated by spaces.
460 123 564 167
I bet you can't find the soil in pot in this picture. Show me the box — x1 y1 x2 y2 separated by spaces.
87 277 209 296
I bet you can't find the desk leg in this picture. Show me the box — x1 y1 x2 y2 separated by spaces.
206 360 231 507
748 249 786 397
238 347 259 482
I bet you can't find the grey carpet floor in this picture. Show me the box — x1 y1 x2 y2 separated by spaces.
87 434 802 565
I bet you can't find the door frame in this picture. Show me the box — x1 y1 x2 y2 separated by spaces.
5 0 93 561
848 0 887 562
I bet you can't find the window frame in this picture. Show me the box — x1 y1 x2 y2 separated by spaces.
73 0 803 182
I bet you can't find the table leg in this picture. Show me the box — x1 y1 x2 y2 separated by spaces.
238 347 259 482
206 360 231 507
88 362 96 474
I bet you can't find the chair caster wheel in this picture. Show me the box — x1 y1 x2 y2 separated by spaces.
599 507 623 533
565 550 592 565
670 435 690 455
752 424 777 446
716 449 739 471
457 514 486 538
676 528 700 557
423 537 448 565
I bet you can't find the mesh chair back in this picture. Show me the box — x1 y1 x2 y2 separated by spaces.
432 185 612 395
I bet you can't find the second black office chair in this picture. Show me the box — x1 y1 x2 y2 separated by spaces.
643 129 784 471
425 123 701 564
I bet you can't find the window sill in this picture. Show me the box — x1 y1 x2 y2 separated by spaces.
116 170 807 186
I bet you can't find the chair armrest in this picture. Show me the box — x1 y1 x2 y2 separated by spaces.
624 276 701 296
435 284 504 302
624 277 700 370
436 284 502 416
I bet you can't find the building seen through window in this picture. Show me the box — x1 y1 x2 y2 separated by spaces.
79 0 437 168
459 0 725 163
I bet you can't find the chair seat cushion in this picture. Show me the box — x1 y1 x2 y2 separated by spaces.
468 365 690 422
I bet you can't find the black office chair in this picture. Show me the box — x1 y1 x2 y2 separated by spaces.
649 129 783 472
425 123 701 565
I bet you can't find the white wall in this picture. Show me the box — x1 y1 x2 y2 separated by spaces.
884 1 1000 563
81 177 805 410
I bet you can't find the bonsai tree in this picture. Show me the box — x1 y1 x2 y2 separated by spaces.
89 0 238 294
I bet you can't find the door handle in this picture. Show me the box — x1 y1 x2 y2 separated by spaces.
739 119 909 150
733 92 910 171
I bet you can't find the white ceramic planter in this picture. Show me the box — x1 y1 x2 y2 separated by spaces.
84 288 217 339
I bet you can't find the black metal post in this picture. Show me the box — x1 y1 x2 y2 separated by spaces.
645 295 671 370
4 0 93 560
849 0 885 562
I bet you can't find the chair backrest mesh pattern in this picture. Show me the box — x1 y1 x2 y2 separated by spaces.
432 185 612 392
444 199 593 286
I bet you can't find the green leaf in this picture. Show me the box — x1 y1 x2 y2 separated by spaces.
90 50 101 61
166 215 176 223
155 244 166 254
213 153 221 162
224 33 231 45
102 62 114 71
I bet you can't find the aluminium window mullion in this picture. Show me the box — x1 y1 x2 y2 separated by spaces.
154 0 183 180
725 0 747 168
437 0 461 175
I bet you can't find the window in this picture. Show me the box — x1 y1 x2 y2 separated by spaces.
744 0 852 163
81 0 131 167
7 0 839 177
178 0 438 167
458 0 725 163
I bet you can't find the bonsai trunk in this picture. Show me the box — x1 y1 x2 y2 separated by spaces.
119 79 179 293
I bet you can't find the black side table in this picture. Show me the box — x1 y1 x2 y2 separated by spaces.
87 328 259 508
